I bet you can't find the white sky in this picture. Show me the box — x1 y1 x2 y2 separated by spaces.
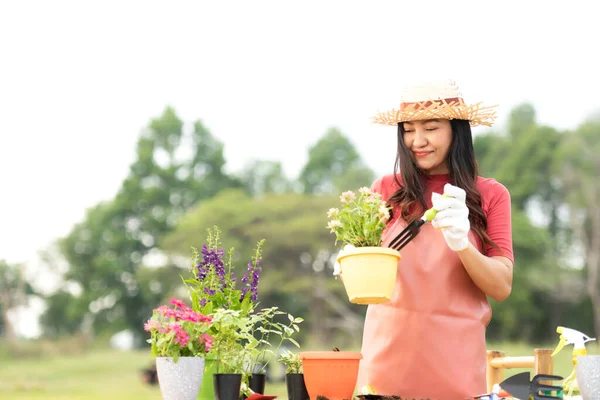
1 0 598 293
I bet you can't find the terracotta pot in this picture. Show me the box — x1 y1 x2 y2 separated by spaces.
299 351 362 400
337 246 400 304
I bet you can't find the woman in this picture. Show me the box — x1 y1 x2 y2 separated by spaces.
354 80 514 399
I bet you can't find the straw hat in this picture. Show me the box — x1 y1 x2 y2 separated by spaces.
372 79 498 127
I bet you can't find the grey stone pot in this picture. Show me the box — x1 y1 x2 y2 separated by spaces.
156 356 205 400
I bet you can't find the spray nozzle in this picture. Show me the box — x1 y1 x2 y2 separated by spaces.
552 326 596 357
552 335 567 357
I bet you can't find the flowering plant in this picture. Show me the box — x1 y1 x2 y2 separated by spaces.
183 226 264 318
145 298 214 362
327 187 391 247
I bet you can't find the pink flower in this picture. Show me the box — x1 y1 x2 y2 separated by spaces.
156 305 177 318
169 298 186 309
201 333 214 351
167 322 190 347
144 319 161 332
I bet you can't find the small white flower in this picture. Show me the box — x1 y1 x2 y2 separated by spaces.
358 187 371 195
340 191 356 203
379 205 390 221
327 207 339 218
327 220 342 233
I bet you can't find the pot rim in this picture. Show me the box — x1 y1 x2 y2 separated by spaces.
337 246 400 261
298 351 362 360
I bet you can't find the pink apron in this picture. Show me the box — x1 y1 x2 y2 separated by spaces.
356 212 492 399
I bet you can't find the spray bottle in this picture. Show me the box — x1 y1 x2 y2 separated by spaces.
552 326 596 395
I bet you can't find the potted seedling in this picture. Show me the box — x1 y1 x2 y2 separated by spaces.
327 187 400 304
278 350 309 400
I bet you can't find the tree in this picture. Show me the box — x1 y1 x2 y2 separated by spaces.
238 159 293 197
299 127 375 195
0 260 34 343
555 117 600 337
474 103 568 341
41 107 241 342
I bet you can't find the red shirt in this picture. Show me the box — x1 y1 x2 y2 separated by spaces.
371 173 514 263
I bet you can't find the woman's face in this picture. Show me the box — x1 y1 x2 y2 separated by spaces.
402 118 453 175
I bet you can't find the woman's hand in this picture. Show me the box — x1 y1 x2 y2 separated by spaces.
431 183 470 251
332 244 355 280
432 183 513 301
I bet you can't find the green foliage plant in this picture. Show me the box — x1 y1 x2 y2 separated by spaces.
327 186 391 247
206 308 254 374
246 307 303 374
278 350 303 374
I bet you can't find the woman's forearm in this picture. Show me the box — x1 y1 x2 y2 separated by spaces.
457 242 513 302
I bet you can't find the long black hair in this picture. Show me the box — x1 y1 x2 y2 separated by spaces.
387 119 498 250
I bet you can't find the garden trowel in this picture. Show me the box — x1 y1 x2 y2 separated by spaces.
500 372 563 399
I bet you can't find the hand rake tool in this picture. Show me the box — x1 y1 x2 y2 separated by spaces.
500 372 564 400
387 195 448 251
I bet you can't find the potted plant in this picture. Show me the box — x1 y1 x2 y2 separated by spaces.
145 298 214 400
181 226 265 399
242 308 303 397
299 348 362 400
327 187 400 304
206 308 255 400
278 350 309 400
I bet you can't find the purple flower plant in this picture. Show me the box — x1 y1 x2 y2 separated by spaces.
189 227 265 313
240 259 262 302
196 244 225 282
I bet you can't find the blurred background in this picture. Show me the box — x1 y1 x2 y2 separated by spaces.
1 0 599 399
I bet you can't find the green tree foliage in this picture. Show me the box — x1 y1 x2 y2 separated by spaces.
475 103 570 341
238 159 293 197
40 107 240 342
0 260 35 343
554 116 600 337
299 127 375 194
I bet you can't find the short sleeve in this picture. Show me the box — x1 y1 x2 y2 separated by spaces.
483 182 514 264
370 176 384 195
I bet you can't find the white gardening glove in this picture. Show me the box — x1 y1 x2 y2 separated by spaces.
430 183 470 251
333 244 355 277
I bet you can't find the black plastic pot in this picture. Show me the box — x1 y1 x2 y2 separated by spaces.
240 373 267 399
285 373 309 400
249 373 266 394
214 373 243 400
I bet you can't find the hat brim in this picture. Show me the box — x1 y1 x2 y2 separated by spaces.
372 99 498 127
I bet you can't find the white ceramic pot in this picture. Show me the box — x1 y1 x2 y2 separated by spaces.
575 355 600 400
156 356 205 400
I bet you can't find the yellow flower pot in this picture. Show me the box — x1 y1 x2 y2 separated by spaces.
337 246 400 304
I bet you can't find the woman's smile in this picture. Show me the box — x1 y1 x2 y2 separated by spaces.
413 151 433 158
